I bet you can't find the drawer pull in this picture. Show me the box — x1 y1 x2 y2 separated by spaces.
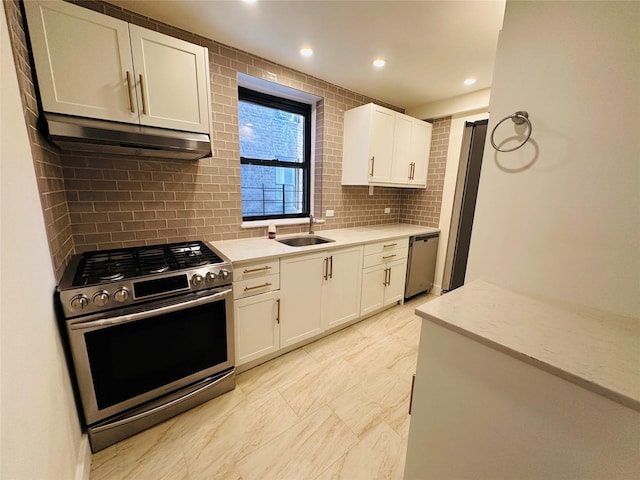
382 254 396 260
244 282 272 292
243 266 272 274
383 243 398 248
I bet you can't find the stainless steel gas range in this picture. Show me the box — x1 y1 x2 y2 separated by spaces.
57 240 235 452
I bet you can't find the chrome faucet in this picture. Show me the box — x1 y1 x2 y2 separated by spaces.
309 214 314 234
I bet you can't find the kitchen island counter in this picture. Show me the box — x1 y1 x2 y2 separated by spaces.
405 280 640 480
415 280 640 411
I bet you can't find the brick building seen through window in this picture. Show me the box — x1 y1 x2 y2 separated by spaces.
238 87 311 221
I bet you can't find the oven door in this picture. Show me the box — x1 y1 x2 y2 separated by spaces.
66 286 234 425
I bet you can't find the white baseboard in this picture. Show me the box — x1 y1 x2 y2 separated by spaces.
75 434 92 480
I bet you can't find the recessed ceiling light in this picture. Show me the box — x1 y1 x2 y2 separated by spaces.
464 78 477 86
242 0 257 4
300 47 313 57
373 58 386 68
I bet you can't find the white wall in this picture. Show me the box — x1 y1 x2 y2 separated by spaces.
466 0 640 317
1 4 85 478
406 88 491 120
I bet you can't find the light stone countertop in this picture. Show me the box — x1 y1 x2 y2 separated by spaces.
415 280 640 412
209 224 439 265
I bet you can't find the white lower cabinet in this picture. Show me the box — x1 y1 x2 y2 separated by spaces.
321 246 363 330
280 245 363 348
234 291 280 366
360 260 407 317
360 239 408 317
234 239 410 366
233 259 280 366
279 252 325 348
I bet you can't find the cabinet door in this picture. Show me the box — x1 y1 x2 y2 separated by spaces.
322 246 363 329
390 114 414 184
234 291 280 366
409 120 432 187
384 259 408 306
369 106 395 183
360 265 386 317
129 25 210 133
280 252 324 348
24 0 138 124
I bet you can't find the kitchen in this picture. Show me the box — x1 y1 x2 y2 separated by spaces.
1 0 639 479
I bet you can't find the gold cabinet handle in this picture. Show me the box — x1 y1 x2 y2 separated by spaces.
410 162 415 180
243 266 272 274
382 254 396 260
383 267 390 286
139 74 148 115
383 243 397 248
370 156 375 176
126 71 135 113
276 298 280 324
244 282 272 292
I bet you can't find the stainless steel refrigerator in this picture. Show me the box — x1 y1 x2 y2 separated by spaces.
442 119 488 293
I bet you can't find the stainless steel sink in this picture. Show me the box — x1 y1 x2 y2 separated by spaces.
277 235 335 247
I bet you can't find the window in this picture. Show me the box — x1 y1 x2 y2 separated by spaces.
238 87 311 221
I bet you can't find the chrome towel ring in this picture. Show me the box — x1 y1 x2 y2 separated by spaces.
490 111 532 152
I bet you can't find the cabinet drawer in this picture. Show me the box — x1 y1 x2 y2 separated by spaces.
234 273 280 299
363 248 408 269
363 238 409 255
234 259 280 281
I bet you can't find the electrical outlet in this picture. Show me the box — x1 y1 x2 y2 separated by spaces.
384 207 391 214
326 210 334 217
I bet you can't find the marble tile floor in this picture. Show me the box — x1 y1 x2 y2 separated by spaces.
90 293 436 480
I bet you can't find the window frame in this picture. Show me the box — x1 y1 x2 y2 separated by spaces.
238 87 312 222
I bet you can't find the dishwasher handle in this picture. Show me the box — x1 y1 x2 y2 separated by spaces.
412 233 439 243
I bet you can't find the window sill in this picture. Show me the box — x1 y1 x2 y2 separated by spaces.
241 218 325 229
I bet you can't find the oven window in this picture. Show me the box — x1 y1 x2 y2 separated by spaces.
85 300 228 410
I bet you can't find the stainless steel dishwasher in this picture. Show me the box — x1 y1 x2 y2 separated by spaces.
404 232 439 299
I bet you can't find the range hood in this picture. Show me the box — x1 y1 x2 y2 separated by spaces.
43 113 212 160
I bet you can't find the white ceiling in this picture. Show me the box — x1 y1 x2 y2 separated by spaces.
110 0 506 109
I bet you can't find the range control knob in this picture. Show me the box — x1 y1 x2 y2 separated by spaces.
218 269 230 281
191 274 204 287
206 271 217 284
113 287 129 303
93 291 110 307
70 294 89 311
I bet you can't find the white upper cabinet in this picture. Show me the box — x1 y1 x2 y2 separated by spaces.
24 0 137 124
389 114 414 184
408 119 432 187
342 103 395 185
128 25 210 132
25 0 210 133
342 103 432 188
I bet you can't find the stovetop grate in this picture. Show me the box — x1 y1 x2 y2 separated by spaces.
72 241 223 287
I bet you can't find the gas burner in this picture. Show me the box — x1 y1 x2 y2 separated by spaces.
58 240 233 318
144 265 170 275
98 272 125 282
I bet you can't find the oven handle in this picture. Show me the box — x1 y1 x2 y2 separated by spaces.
89 369 235 435
69 288 232 330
